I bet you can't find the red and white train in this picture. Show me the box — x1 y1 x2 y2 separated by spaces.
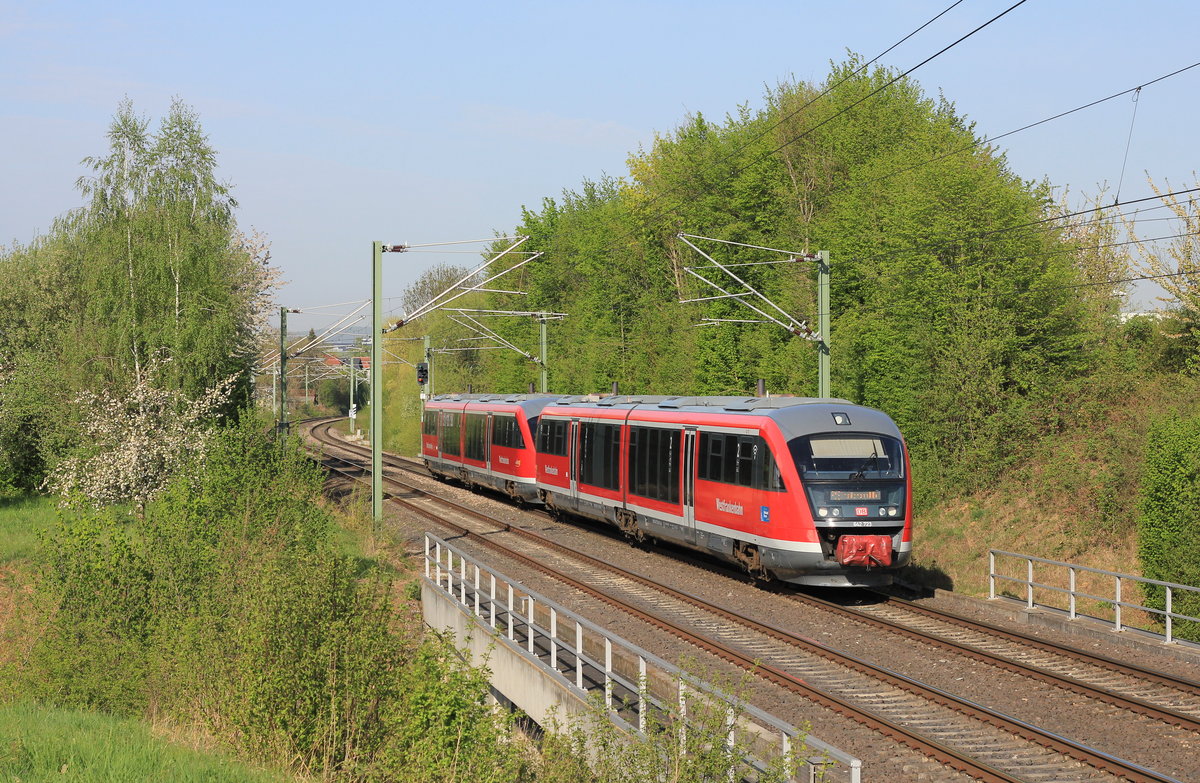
421 393 911 587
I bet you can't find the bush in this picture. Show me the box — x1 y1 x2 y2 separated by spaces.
23 413 527 779
1136 414 1200 641
18 411 811 781
536 672 809 783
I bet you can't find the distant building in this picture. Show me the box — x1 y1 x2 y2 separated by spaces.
1118 311 1167 323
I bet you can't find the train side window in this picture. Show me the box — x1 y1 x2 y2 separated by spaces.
721 435 738 484
491 416 524 449
440 412 461 456
536 418 568 457
736 439 756 485
579 422 620 490
763 449 785 491
629 426 679 503
422 411 437 436
700 432 724 482
697 432 784 492
464 414 487 461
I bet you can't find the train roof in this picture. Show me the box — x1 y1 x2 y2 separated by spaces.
546 395 902 441
426 392 562 416
425 393 902 440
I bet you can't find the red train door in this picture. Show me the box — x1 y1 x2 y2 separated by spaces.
682 428 697 538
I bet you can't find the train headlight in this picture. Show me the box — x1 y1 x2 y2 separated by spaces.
831 507 841 516
818 507 828 518
878 507 886 516
887 506 898 517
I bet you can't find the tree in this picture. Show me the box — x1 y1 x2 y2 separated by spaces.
389 55 1125 495
45 360 234 514
1136 414 1200 641
1123 176 1200 369
0 98 278 495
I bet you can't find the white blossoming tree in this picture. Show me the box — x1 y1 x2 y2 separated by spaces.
47 362 234 514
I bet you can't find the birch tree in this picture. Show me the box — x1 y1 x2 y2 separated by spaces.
0 98 278 494
1123 176 1200 332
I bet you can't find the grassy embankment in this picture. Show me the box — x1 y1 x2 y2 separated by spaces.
0 495 303 782
911 375 1200 629
0 702 291 783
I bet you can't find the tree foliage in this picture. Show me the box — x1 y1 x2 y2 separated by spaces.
23 415 531 779
0 98 277 497
1135 413 1200 640
45 359 234 513
386 56 1131 501
1123 175 1200 371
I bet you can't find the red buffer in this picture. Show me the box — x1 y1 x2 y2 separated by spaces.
835 535 893 568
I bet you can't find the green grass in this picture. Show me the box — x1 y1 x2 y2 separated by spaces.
0 494 59 565
0 703 293 782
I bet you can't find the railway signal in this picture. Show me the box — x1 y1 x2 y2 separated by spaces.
416 362 428 385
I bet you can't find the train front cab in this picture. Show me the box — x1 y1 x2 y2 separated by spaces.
687 403 912 587
422 394 557 503
533 396 911 588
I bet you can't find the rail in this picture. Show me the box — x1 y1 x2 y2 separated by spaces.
424 532 862 783
989 549 1200 645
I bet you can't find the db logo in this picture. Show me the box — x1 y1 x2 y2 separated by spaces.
855 507 869 517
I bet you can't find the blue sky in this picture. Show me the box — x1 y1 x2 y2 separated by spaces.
3 1 1198 333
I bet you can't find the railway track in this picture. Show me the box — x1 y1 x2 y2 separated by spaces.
303 418 1193 782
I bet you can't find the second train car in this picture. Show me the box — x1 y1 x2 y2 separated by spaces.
421 393 560 503
421 393 911 587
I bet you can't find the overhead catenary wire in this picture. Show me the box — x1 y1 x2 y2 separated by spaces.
645 65 1200 288
261 305 370 368
846 185 1200 272
731 0 1031 178
382 9 1196 385
518 1 1194 309
660 0 970 199
875 229 1200 276
414 3 1160 323
281 302 370 359
551 49 1198 290
1114 86 1143 204
432 1 984 325
425 1 1199 332
844 61 1200 198
293 298 369 311
949 259 1200 304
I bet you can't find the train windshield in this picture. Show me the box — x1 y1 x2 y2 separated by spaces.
789 434 904 480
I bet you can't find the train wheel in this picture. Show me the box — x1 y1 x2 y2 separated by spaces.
616 510 645 545
541 492 563 520
733 541 770 582
506 481 527 508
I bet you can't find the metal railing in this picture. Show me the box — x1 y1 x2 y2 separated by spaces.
424 532 863 782
989 549 1200 645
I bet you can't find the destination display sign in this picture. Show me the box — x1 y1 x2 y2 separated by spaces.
829 490 882 501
